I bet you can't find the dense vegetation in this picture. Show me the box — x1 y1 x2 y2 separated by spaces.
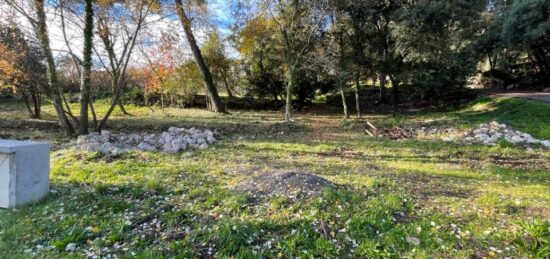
0 0 549 258
1 0 549 134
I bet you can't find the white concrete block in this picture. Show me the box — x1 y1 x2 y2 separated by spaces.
0 139 51 208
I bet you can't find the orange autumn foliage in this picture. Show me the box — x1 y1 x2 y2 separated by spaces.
0 43 24 92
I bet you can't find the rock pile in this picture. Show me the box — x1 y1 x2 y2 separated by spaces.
76 127 217 155
463 121 550 147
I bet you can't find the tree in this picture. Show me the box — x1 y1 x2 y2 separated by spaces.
94 0 154 130
264 0 328 121
79 0 94 135
5 0 75 135
343 0 374 118
363 0 405 115
0 23 45 119
235 14 285 104
139 31 181 109
501 0 550 80
202 31 234 98
0 45 23 91
323 9 351 118
393 0 486 105
174 0 227 113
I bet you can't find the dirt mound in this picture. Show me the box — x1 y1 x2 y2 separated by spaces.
235 172 335 199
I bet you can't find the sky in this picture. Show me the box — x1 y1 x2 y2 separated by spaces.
0 0 240 68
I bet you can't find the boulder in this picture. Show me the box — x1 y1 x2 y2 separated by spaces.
474 134 490 141
98 135 110 143
509 135 525 144
111 148 125 156
138 142 157 152
77 135 88 144
164 134 174 143
473 128 489 135
196 138 206 145
81 143 102 152
144 134 157 145
206 136 217 144
204 130 214 137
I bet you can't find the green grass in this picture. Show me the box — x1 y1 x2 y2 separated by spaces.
0 96 549 258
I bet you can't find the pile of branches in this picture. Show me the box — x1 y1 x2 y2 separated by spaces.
364 122 413 140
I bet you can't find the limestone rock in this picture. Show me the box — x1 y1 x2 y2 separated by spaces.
65 243 77 252
111 148 125 156
473 128 489 135
206 136 217 144
463 121 549 148
76 127 217 154
138 142 157 152
474 134 490 141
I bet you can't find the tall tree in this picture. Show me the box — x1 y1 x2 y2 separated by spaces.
264 0 328 121
174 0 227 113
79 0 94 135
324 9 350 118
202 31 234 98
5 0 75 135
235 14 285 104
94 0 153 130
501 0 550 80
344 0 373 118
0 23 45 119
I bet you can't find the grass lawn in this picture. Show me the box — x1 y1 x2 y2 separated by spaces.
0 96 549 258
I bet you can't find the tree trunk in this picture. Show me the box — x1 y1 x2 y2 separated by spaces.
79 0 93 135
175 0 226 113
487 53 495 73
379 73 387 104
354 71 361 118
32 91 41 118
118 99 129 115
222 72 233 98
34 0 74 135
389 75 399 117
144 91 148 106
284 64 297 122
96 83 123 131
22 93 35 118
161 91 164 110
89 100 97 130
339 81 349 119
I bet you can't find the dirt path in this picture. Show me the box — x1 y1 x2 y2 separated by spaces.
481 90 550 103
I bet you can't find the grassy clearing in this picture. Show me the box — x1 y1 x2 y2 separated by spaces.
0 96 549 258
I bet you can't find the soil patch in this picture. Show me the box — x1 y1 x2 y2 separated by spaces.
234 172 335 199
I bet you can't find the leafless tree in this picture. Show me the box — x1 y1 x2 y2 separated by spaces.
5 0 75 135
93 0 153 130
